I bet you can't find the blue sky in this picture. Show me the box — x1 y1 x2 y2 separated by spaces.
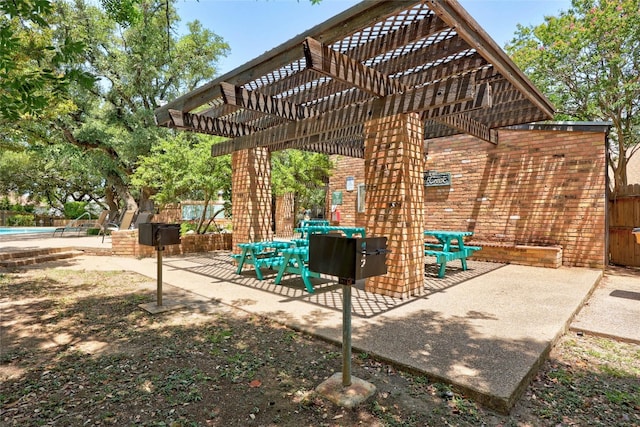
175 0 572 75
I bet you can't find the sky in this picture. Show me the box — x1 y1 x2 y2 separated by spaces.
174 0 572 76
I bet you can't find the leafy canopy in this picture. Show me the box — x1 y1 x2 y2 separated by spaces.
506 0 640 190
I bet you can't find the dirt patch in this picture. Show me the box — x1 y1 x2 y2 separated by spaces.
1 268 639 426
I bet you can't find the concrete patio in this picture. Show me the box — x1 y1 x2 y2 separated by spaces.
0 234 613 413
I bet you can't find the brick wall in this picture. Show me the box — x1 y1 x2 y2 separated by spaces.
111 230 232 257
424 129 606 268
275 193 295 237
231 148 273 251
325 156 367 227
328 127 607 268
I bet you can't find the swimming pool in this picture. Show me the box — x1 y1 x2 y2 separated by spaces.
0 227 57 235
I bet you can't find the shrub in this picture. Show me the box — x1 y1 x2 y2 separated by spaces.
63 201 89 219
180 222 197 236
7 214 35 226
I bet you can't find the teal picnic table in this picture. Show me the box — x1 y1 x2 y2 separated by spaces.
299 219 330 228
423 230 482 278
273 246 321 293
233 240 293 280
295 225 366 239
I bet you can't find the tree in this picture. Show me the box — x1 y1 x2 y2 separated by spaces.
0 0 92 123
3 0 229 216
131 133 232 233
0 142 106 213
506 0 640 193
271 150 333 218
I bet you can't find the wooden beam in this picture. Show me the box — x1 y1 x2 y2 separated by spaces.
304 37 407 97
220 82 315 121
156 84 222 126
275 13 449 106
435 113 498 144
211 124 365 158
228 73 488 153
344 10 448 62
379 35 471 77
398 52 488 87
156 1 416 125
169 109 258 138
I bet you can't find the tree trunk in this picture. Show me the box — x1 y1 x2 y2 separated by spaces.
139 186 155 213
196 194 211 234
104 186 120 222
114 182 138 212
612 122 628 196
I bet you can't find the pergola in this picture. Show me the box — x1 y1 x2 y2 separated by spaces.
155 0 554 298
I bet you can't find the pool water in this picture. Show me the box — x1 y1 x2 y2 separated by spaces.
0 227 57 235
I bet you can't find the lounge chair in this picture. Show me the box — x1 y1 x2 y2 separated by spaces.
100 209 136 242
53 211 107 237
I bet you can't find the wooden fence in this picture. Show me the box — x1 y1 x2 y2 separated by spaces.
609 193 640 267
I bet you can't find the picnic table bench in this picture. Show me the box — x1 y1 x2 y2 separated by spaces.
424 230 482 278
299 219 330 228
273 246 321 293
233 227 367 292
233 241 293 281
232 240 321 292
295 225 366 239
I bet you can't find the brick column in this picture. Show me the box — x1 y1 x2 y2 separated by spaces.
275 192 295 238
231 148 273 251
364 113 424 298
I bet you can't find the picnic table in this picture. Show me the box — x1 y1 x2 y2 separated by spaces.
299 219 329 228
424 230 482 278
295 225 366 239
232 240 321 292
273 246 321 293
233 240 293 280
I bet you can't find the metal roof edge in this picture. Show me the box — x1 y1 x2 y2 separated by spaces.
505 121 613 133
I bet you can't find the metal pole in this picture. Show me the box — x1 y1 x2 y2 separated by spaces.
342 280 352 387
156 244 163 307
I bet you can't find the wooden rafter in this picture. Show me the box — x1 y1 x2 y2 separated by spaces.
210 73 489 156
200 103 237 119
212 124 364 158
379 35 470 77
344 11 448 62
156 0 555 155
276 13 449 106
155 1 414 125
220 82 315 121
427 0 554 119
398 52 488 87
435 113 498 144
168 109 257 138
304 37 407 96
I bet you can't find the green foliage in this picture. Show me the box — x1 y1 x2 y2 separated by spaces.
7 214 35 226
63 201 89 219
100 0 142 26
506 0 640 191
0 0 93 121
1 0 229 213
271 150 333 211
132 133 231 233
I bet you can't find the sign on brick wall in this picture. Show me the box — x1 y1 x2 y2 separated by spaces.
424 171 451 187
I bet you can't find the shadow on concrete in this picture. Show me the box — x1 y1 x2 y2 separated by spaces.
161 252 505 319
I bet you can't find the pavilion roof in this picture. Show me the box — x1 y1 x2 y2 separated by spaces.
154 0 554 158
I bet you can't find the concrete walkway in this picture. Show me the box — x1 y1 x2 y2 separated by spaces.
571 265 640 343
2 235 637 413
